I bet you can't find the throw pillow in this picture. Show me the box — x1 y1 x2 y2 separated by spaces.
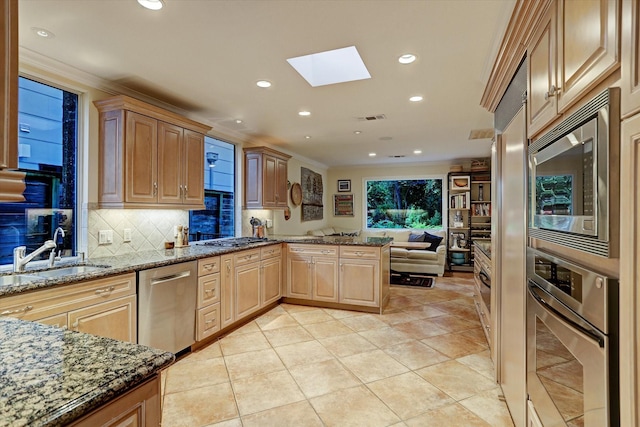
423 232 443 251
408 233 426 242
341 231 360 237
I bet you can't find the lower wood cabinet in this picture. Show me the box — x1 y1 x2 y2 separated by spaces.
196 256 222 341
220 254 235 329
235 260 261 319
0 273 137 343
261 255 282 305
339 258 380 307
70 375 161 427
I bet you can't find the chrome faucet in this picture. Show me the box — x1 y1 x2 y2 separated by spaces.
49 227 66 267
13 240 57 273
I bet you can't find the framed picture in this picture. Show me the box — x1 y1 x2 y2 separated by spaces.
337 179 351 192
334 194 354 216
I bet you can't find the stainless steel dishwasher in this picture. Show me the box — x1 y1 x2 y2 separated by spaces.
138 261 197 353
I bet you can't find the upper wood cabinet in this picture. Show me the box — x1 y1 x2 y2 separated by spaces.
527 0 620 137
622 0 640 118
0 0 18 170
94 95 211 209
244 146 291 209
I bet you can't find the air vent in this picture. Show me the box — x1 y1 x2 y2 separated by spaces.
388 155 406 158
468 128 494 140
357 114 387 121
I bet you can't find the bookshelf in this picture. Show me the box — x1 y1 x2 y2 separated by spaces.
447 170 491 271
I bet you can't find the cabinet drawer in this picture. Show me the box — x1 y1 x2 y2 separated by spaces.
196 302 221 341
340 246 379 260
0 273 136 322
197 273 220 308
198 256 220 276
261 244 282 259
287 244 338 257
234 249 261 266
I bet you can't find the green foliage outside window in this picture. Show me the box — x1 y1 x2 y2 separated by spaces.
366 179 443 229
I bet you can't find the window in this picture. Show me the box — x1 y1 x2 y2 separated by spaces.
366 178 443 229
189 137 235 240
0 77 78 265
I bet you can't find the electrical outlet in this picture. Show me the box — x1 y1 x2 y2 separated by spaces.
123 228 132 242
98 230 113 245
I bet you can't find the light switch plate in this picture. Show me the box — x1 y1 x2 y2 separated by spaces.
98 230 113 245
123 228 132 242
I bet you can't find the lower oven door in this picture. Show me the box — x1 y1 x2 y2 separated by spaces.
527 280 611 427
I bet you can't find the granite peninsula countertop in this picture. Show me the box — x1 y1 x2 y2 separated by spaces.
0 237 392 298
0 317 174 427
474 241 492 259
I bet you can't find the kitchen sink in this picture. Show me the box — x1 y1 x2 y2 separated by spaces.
0 274 44 287
30 265 109 278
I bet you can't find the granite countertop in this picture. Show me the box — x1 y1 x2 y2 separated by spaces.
0 237 392 298
474 241 492 259
0 317 174 427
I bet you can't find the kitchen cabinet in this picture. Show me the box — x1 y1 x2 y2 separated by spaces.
0 0 18 170
70 376 161 427
622 0 640 118
94 95 211 209
244 146 291 209
286 244 339 303
0 273 137 343
473 243 492 350
339 258 379 307
526 0 620 138
196 256 221 342
234 249 262 319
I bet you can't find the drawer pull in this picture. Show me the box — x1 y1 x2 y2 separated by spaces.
292 248 305 252
204 263 216 270
205 320 215 324
95 286 115 295
355 251 365 256
1 305 33 315
205 289 214 295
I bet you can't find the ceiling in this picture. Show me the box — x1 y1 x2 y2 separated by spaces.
18 0 514 167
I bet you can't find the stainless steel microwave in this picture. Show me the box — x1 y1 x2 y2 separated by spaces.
528 88 619 258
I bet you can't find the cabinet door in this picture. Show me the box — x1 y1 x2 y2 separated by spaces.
339 259 380 307
622 0 640 117
557 0 620 112
68 295 137 343
261 256 282 306
527 2 558 137
287 255 312 299
157 121 183 204
220 255 235 328
197 273 220 308
275 157 288 208
0 0 18 169
37 313 69 329
262 154 277 207
312 257 339 302
182 129 204 206
125 111 158 203
235 262 261 319
196 303 221 341
244 151 262 208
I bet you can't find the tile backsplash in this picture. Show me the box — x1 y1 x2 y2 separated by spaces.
88 209 189 258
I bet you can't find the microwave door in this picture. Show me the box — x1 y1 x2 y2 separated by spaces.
532 123 597 237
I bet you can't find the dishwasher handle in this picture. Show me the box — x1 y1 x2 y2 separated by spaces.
150 270 192 286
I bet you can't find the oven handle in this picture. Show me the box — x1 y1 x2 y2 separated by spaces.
479 271 491 288
527 281 605 348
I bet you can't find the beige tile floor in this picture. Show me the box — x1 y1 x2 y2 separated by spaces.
160 273 515 427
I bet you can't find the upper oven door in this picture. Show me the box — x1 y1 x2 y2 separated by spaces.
531 117 598 236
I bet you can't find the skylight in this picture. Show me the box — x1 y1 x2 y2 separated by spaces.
287 46 371 87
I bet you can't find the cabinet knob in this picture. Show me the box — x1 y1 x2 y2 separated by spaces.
1 305 33 316
183 185 188 198
95 286 115 295
153 182 158 196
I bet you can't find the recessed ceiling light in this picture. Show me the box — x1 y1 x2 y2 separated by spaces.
137 0 164 10
287 46 371 87
256 80 272 88
31 27 55 38
235 119 243 124
409 96 423 102
354 131 362 135
305 135 311 139
413 150 422 154
398 54 416 64
369 153 377 157
298 111 311 116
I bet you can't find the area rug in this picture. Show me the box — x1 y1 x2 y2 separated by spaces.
390 273 434 288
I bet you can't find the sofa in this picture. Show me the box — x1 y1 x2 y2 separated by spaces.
306 227 447 277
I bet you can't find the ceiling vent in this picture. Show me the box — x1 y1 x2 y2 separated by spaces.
357 114 386 121
388 155 406 158
468 128 495 140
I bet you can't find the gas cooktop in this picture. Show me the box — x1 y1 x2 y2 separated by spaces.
200 237 269 248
